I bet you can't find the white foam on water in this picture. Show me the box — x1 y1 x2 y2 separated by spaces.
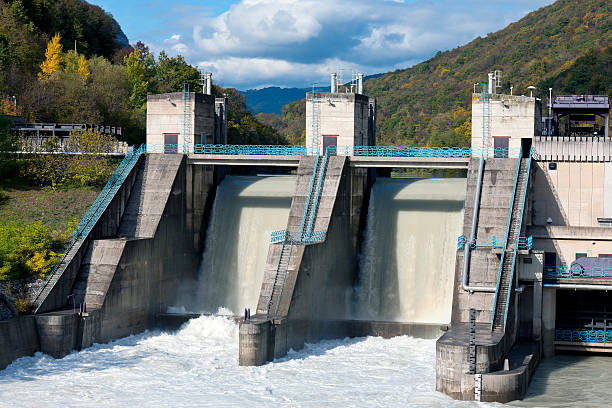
0 316 501 408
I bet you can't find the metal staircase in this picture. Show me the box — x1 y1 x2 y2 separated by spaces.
491 148 532 332
266 242 293 319
300 154 328 240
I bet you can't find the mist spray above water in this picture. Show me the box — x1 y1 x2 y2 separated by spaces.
354 178 466 323
183 175 295 315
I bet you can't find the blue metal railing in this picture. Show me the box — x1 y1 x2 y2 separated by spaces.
299 156 320 237
544 265 612 279
33 144 145 310
556 329 612 344
144 143 522 158
501 147 533 331
457 235 533 250
335 146 520 158
270 230 326 245
306 148 329 236
145 143 315 155
518 236 533 251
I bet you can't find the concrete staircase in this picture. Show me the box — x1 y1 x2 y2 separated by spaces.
492 157 530 332
72 240 126 309
118 154 183 239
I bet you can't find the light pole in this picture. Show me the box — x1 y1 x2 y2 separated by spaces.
548 88 552 117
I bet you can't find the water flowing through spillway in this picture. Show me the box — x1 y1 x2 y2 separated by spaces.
188 175 295 315
355 178 466 323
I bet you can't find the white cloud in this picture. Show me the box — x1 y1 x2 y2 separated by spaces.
154 0 556 88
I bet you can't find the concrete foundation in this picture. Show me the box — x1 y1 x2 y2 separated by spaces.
0 316 39 370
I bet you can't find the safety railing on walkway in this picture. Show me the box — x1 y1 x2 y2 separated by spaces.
457 235 533 250
270 230 326 245
145 143 316 156
334 146 521 158
33 144 145 310
544 265 612 279
144 143 522 158
555 329 612 344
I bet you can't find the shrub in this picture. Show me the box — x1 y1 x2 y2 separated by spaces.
0 221 59 281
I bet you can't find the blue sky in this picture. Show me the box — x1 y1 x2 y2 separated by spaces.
91 0 555 90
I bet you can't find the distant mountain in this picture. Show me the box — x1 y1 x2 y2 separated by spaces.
243 74 384 115
260 0 610 146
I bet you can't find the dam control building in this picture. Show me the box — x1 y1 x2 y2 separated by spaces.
0 70 610 404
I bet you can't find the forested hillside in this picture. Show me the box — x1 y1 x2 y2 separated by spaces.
0 0 279 145
262 0 611 146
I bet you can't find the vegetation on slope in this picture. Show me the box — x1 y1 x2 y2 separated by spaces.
262 0 611 146
0 0 281 145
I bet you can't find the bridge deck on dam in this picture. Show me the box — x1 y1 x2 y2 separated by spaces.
187 154 470 169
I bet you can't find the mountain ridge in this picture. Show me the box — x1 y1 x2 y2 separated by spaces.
259 0 610 146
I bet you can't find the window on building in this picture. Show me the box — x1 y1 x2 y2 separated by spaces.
163 133 178 154
575 253 587 260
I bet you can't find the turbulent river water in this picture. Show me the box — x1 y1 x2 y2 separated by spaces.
1 316 606 407
0 316 483 408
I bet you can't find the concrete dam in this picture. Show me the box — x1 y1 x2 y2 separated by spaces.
1 81 610 405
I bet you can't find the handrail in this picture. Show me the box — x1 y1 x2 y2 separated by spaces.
544 264 612 279
306 148 329 236
273 242 293 319
270 230 326 245
299 156 320 237
490 146 523 330
32 144 145 310
457 235 532 250
556 329 612 344
143 143 524 158
501 147 532 330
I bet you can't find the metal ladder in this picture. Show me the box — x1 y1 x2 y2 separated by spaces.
182 83 191 147
491 154 531 332
311 85 320 154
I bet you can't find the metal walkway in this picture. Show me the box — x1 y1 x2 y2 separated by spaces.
491 148 532 332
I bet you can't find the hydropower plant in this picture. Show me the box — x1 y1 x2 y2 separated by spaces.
0 71 610 405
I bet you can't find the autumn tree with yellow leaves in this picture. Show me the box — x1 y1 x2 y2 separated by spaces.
77 55 90 79
38 34 63 80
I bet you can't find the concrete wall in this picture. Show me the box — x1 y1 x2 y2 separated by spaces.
471 93 541 151
243 156 372 364
452 158 518 324
33 155 219 359
146 93 216 149
305 93 372 153
0 316 39 370
531 161 607 227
